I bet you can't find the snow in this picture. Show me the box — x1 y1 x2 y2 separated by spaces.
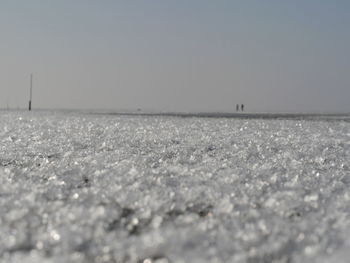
1 110 350 263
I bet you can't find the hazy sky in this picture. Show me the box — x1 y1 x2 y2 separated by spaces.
1 0 350 113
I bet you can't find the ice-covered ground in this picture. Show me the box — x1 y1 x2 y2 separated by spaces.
1 110 350 263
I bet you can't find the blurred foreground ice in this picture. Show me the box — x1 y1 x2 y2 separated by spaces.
1 110 350 263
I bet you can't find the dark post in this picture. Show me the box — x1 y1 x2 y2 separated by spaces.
29 74 32 111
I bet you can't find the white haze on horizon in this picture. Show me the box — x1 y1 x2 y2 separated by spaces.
1 0 350 113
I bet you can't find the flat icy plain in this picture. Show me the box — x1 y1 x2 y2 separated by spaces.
1 110 350 263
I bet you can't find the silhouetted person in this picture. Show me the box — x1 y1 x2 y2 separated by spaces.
241 104 244 112
236 104 239 112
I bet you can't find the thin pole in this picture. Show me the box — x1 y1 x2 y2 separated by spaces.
29 74 32 111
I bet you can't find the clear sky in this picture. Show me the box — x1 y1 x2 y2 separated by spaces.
1 0 350 113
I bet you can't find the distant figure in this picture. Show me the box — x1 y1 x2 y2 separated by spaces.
236 104 240 112
241 104 244 112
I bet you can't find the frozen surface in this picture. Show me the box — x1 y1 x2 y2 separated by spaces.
1 110 350 263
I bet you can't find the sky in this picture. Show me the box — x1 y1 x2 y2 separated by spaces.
1 0 350 113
